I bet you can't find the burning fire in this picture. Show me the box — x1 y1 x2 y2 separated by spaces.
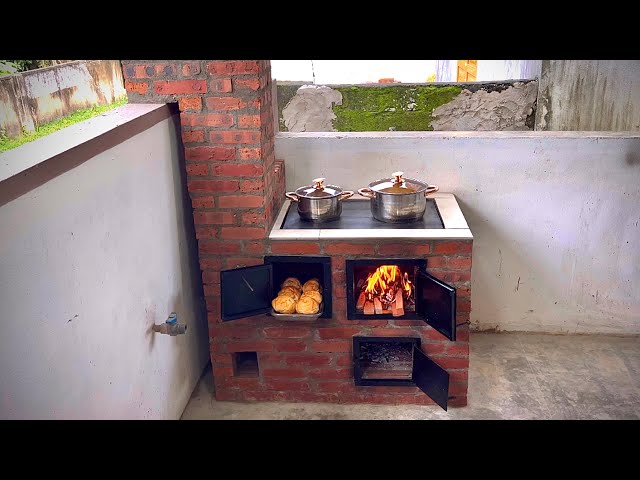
363 265 413 305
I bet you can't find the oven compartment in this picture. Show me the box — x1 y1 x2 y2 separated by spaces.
220 256 332 321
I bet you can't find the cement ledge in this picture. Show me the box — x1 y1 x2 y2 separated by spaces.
277 131 640 140
0 103 175 207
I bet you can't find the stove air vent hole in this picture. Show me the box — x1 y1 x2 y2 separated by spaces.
232 351 259 378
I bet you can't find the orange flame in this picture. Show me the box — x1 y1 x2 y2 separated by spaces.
403 272 412 296
364 265 413 301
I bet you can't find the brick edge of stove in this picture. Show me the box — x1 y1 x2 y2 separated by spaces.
209 238 472 407
118 60 470 406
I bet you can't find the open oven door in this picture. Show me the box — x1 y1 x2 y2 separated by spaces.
412 346 450 411
220 264 273 321
415 270 457 341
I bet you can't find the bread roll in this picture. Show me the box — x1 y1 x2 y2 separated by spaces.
302 279 322 294
272 295 297 314
278 286 301 302
296 295 320 314
282 277 302 290
301 290 322 305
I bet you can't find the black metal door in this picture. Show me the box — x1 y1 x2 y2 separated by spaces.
415 270 457 341
220 264 273 321
412 346 450 411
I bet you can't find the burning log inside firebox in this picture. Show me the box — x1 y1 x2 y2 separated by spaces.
393 289 404 317
359 265 414 316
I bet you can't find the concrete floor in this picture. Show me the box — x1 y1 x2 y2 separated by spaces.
181 332 640 420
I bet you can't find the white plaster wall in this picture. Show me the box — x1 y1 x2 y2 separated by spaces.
271 60 437 84
0 114 209 419
276 132 640 334
435 60 457 82
436 60 541 82
535 60 640 131
271 60 314 81
477 60 541 81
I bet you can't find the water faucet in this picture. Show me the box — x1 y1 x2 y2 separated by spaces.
152 312 187 336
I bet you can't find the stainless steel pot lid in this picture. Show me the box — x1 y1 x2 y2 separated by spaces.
294 178 344 198
369 171 428 194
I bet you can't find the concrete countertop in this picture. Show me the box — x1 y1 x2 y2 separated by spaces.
269 193 473 240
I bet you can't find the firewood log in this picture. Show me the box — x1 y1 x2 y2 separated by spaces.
364 300 375 315
393 290 405 317
356 292 366 310
374 298 383 314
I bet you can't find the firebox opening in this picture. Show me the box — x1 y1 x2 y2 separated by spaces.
354 264 416 316
353 336 420 386
232 352 259 377
346 259 426 320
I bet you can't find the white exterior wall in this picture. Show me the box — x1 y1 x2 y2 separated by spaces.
0 105 209 419
436 60 541 82
276 131 640 335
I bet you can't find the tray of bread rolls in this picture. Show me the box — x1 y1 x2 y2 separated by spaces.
271 276 324 321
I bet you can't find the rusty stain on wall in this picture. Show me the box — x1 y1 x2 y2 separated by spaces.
0 60 126 138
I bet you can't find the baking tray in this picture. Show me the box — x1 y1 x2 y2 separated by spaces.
270 302 324 321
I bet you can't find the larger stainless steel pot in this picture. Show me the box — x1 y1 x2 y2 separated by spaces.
285 178 354 223
357 171 439 223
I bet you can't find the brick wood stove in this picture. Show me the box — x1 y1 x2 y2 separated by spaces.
121 60 472 409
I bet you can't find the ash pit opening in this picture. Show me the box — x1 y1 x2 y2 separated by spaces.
360 341 413 380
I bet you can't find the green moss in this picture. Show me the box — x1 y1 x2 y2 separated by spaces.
0 97 128 153
332 85 462 132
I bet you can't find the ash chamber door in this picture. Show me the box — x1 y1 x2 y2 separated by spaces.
353 336 450 411
220 264 273 321
412 346 450 411
415 271 457 341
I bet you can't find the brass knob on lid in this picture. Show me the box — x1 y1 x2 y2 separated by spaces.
313 177 326 189
392 171 404 184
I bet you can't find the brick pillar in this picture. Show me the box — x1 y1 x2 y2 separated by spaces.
121 60 285 327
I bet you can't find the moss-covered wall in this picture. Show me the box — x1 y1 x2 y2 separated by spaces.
332 85 462 131
276 81 536 132
277 82 462 132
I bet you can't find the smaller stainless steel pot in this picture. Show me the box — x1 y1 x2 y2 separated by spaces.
285 178 354 223
357 171 439 223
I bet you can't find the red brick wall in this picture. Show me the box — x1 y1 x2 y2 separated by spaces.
121 59 470 407
211 238 472 407
121 59 285 328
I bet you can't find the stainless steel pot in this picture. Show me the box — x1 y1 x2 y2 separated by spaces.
357 171 439 223
285 178 354 223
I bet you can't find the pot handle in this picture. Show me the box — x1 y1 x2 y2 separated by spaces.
338 191 355 201
424 185 439 196
357 187 376 199
285 192 299 202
